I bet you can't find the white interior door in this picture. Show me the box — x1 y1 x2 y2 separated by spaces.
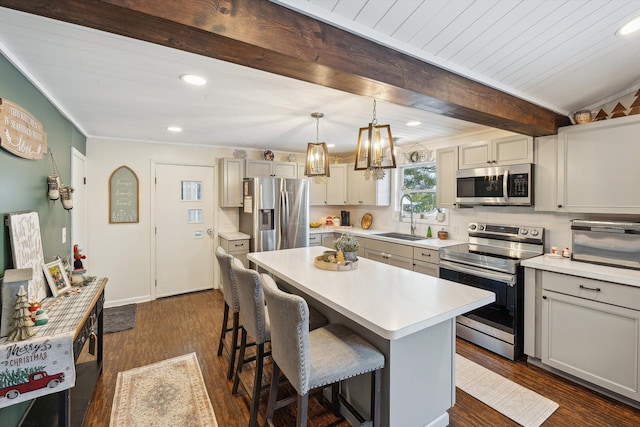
71 148 87 267
155 164 215 298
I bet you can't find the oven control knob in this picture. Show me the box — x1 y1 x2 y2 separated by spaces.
477 225 485 231
520 229 528 235
469 224 477 230
530 230 539 236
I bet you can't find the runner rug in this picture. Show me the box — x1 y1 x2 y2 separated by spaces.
456 354 559 427
110 353 218 427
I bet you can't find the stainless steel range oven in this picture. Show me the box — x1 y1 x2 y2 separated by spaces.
439 223 544 360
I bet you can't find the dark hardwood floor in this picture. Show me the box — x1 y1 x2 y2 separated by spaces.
83 289 640 426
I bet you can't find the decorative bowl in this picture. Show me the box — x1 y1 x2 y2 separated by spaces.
573 110 592 124
310 222 322 228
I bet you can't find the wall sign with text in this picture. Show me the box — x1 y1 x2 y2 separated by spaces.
0 98 47 160
109 166 139 223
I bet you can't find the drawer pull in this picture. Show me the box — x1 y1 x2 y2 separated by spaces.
579 284 601 292
421 252 431 257
234 243 244 247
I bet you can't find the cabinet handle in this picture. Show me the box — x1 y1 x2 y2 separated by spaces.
486 161 492 164
542 295 547 300
579 284 601 292
234 243 244 247
421 253 431 257
557 204 563 208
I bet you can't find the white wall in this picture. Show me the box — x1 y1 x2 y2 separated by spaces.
86 137 303 307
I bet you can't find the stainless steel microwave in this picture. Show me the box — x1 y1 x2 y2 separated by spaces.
456 163 533 206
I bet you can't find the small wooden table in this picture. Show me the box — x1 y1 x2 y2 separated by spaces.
13 278 108 427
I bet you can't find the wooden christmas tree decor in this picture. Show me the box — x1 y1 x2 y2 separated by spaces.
611 102 627 118
628 89 640 116
594 109 608 121
8 285 36 341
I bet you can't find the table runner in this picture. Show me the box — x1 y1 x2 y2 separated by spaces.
0 278 106 408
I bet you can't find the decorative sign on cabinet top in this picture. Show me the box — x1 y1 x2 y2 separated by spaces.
0 98 47 160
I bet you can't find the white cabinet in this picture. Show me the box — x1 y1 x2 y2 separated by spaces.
219 237 249 268
533 135 557 212
541 271 640 401
309 164 348 205
435 146 458 209
347 168 391 206
219 158 244 207
245 159 298 178
364 239 413 271
412 247 440 278
555 115 640 213
458 134 533 169
309 232 337 248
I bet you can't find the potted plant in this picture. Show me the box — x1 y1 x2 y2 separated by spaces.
334 233 359 261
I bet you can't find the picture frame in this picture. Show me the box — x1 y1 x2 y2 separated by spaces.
43 260 71 297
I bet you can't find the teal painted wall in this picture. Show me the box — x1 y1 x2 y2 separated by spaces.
0 52 86 425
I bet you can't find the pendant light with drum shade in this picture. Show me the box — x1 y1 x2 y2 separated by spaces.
354 99 396 180
304 112 330 183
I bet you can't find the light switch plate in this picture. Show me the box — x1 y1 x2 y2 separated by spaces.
62 227 67 244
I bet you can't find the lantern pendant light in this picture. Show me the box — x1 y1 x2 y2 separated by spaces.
354 99 396 180
304 112 330 182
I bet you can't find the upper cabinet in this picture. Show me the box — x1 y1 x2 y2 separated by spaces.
245 159 297 178
458 135 533 169
219 158 244 207
347 168 391 206
556 115 640 214
309 164 348 206
436 146 458 209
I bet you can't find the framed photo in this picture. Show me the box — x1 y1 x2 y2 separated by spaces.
43 260 71 297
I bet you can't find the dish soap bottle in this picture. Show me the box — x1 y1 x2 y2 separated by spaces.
427 226 432 238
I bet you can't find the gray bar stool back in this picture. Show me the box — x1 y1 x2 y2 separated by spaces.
215 246 241 380
261 273 384 427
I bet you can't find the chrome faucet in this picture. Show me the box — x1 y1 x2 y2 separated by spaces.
400 194 416 236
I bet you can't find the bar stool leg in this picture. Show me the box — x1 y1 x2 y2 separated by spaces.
371 369 382 427
296 394 309 427
249 343 265 427
227 312 240 380
264 363 280 426
217 302 230 356
232 327 247 395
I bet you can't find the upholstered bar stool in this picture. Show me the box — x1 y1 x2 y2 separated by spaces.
231 259 328 427
215 246 241 380
261 273 385 427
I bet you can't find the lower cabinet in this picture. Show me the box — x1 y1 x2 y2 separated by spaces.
364 239 413 271
413 247 440 277
541 271 640 401
219 237 249 267
309 232 336 248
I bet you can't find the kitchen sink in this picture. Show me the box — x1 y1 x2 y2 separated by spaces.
374 232 425 241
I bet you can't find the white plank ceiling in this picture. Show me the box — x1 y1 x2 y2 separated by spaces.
1 2 640 155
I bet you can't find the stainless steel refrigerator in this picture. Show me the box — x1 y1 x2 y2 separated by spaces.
239 177 309 253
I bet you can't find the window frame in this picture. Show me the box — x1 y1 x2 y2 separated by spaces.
396 160 447 225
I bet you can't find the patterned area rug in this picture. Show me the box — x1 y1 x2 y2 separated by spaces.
456 354 559 427
110 353 218 427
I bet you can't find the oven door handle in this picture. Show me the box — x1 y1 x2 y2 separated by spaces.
440 260 516 286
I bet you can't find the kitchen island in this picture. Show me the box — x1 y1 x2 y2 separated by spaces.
249 247 494 427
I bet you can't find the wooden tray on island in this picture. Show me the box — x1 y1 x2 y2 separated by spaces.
314 256 358 271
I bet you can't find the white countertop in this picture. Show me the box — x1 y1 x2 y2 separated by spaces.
248 247 494 340
218 231 250 240
522 255 640 288
310 227 464 250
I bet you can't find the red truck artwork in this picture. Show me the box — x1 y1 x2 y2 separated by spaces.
0 371 64 399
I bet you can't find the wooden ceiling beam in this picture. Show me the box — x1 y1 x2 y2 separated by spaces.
0 0 570 135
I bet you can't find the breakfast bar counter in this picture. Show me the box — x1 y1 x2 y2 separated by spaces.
249 247 494 427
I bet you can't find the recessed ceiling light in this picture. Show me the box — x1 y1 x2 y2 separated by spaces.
406 121 421 127
179 74 207 86
167 126 182 132
618 16 640 36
